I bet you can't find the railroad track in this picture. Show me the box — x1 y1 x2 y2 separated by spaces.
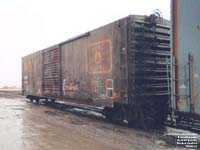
34 100 106 121
25 98 200 148
28 99 200 135
165 117 200 134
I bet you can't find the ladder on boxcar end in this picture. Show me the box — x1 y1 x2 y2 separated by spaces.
169 53 200 129
119 45 129 103
170 54 194 114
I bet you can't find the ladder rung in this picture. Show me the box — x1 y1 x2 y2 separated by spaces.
173 94 190 97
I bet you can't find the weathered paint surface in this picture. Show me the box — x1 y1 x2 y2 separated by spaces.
22 15 170 111
22 51 43 96
86 40 112 74
173 0 200 113
43 46 61 97
61 18 127 106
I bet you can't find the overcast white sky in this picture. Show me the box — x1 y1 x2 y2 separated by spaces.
0 0 170 87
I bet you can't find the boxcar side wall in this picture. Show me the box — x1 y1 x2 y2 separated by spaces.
61 18 128 107
173 0 200 114
22 15 171 127
22 51 43 97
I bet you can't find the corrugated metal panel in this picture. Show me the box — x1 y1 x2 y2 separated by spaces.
134 20 170 95
127 15 171 111
173 0 200 114
22 51 43 96
43 47 61 97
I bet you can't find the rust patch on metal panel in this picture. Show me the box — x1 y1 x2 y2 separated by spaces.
43 48 61 97
63 79 80 97
86 40 113 74
22 52 43 96
177 99 186 110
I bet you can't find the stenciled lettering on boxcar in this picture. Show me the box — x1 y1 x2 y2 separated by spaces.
86 40 112 74
91 77 104 97
62 77 80 97
62 39 114 100
86 39 114 100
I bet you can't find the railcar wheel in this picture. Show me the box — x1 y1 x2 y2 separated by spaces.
110 106 126 124
103 105 126 124
51 99 55 103
35 99 39 104
27 96 33 102
102 107 113 121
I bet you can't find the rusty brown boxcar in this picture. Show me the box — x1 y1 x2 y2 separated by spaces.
22 15 170 127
